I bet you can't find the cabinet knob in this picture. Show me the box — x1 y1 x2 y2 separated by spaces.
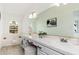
37 46 42 49
74 24 76 26
19 36 22 38
3 37 7 40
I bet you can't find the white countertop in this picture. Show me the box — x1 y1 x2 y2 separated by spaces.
25 35 79 55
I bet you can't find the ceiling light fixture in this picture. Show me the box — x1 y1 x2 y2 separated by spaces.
29 11 37 19
54 3 60 6
50 3 68 7
63 3 68 5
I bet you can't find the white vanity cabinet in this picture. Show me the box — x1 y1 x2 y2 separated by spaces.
36 43 63 55
28 39 64 55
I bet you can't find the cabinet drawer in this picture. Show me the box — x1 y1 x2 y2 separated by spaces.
37 44 63 55
37 48 47 55
28 39 63 55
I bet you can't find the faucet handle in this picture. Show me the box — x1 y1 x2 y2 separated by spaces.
60 38 68 42
3 37 7 40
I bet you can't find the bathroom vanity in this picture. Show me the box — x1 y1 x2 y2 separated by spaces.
23 36 79 55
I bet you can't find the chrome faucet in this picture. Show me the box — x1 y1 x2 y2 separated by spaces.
60 38 68 43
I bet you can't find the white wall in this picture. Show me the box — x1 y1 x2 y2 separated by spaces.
22 14 37 37
0 4 4 36
0 5 23 35
0 5 24 47
22 15 33 36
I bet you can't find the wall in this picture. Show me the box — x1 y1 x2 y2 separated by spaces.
34 4 79 37
0 5 23 35
0 4 3 36
2 14 23 35
0 5 24 47
22 15 35 36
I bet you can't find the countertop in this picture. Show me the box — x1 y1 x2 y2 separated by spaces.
24 35 79 55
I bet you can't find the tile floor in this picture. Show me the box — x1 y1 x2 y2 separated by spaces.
0 45 24 55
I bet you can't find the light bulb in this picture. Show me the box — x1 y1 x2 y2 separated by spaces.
63 3 67 5
54 3 60 6
33 12 37 18
29 12 37 19
29 14 33 19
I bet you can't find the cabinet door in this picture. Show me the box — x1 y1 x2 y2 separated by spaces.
37 43 62 55
24 46 36 55
37 48 47 55
28 39 63 55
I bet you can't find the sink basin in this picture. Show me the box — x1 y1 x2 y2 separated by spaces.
68 38 79 45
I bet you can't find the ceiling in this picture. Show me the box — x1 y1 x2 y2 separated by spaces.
1 3 52 18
